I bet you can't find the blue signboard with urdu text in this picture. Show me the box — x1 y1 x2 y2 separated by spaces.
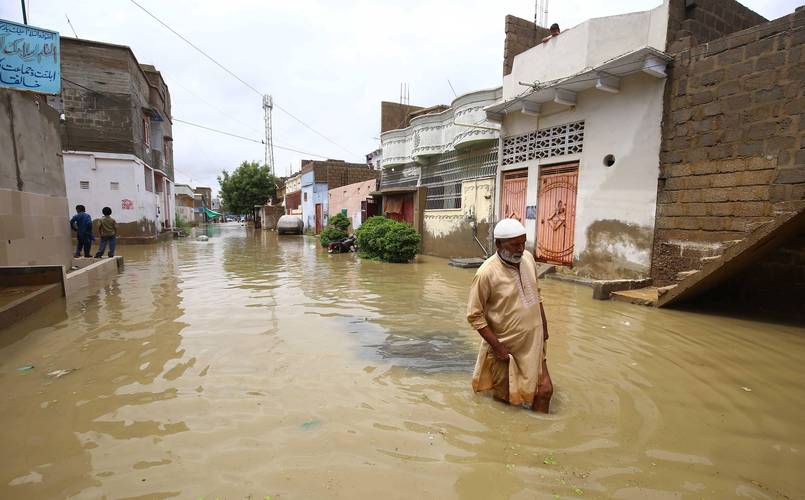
0 19 60 94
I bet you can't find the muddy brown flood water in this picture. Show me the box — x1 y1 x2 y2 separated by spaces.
1 224 804 499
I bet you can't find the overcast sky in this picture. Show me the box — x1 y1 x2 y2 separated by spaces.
1 0 798 194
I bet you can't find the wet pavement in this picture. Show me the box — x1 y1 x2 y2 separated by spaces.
1 223 804 499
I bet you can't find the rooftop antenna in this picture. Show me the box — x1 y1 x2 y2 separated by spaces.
65 14 79 37
535 0 549 27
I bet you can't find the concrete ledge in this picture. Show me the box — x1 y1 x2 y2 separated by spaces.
545 272 594 287
0 265 65 330
611 287 659 306
0 283 63 329
65 256 124 295
592 278 653 300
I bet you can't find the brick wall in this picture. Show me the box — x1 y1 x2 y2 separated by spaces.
381 101 424 133
300 160 377 190
652 9 805 284
503 15 549 76
667 0 767 46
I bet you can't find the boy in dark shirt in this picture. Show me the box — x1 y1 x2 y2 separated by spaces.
69 205 93 258
95 206 118 258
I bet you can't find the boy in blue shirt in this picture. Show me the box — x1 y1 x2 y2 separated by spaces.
69 204 94 258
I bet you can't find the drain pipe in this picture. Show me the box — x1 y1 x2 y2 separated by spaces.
469 214 490 258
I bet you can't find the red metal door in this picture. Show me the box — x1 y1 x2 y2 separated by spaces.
402 193 414 225
501 170 528 223
536 163 578 266
315 203 323 233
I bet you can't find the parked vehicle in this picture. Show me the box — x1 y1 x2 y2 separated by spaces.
328 235 356 254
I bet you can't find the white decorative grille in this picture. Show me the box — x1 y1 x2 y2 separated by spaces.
501 121 585 166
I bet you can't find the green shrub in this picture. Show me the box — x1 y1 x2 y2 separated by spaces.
319 212 352 247
329 212 351 231
320 227 348 247
355 216 420 263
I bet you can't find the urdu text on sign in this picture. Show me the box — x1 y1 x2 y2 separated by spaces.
0 19 60 94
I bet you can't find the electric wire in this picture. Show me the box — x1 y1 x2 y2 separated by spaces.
127 0 357 159
172 118 329 158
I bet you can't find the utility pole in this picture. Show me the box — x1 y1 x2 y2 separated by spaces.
20 0 28 24
263 94 275 176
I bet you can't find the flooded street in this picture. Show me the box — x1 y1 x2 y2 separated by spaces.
2 224 804 499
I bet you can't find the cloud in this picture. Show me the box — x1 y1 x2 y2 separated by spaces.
2 0 799 193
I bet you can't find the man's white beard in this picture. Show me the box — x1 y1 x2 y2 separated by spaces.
499 249 523 264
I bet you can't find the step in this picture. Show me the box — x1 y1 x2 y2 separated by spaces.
675 269 700 281
610 287 659 306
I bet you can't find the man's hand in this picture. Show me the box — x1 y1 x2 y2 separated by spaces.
491 342 511 361
476 326 510 361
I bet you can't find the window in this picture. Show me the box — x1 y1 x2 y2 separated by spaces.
144 165 153 192
110 181 120 190
143 116 151 147
420 144 498 210
501 121 585 166
80 180 90 189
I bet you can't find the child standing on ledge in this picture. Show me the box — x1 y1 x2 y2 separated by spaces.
95 206 118 258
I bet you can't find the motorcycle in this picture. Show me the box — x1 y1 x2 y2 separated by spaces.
328 235 357 254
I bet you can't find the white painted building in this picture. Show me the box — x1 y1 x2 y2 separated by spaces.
64 152 175 241
485 2 672 278
380 87 502 258
174 183 195 224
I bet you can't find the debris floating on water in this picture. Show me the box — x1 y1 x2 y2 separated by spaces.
742 386 753 392
47 369 77 379
196 235 209 241
301 419 320 430
543 455 557 465
16 365 34 372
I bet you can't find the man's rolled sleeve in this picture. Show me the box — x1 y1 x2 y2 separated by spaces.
466 272 490 331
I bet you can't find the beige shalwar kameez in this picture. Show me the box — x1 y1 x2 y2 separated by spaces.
467 252 545 406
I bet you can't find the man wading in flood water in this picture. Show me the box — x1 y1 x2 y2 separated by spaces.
467 218 553 413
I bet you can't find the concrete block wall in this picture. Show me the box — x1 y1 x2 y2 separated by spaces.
503 15 549 76
667 0 767 46
380 102 424 133
652 9 805 284
0 89 72 270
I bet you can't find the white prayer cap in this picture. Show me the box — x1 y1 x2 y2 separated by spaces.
494 218 526 239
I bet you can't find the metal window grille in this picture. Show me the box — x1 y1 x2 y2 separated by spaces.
501 121 584 166
421 144 498 210
380 164 420 190
110 181 119 190
80 180 90 189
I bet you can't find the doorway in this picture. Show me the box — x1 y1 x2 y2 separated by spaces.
315 203 323 234
501 169 528 223
536 163 578 266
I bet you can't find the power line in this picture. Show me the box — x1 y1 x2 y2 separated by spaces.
172 118 329 158
171 79 262 134
127 0 357 159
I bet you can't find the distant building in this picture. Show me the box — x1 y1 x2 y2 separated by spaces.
174 183 195 225
59 37 175 242
379 87 502 257
284 172 302 215
194 186 212 223
328 178 380 230
300 159 378 233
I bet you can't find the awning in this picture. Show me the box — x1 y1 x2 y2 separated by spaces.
204 208 222 218
485 47 673 122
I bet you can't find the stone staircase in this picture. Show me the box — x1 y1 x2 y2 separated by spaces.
611 210 805 307
656 209 805 307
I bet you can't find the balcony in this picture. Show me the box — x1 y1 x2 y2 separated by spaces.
381 87 502 168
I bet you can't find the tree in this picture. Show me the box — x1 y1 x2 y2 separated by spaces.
217 161 278 215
